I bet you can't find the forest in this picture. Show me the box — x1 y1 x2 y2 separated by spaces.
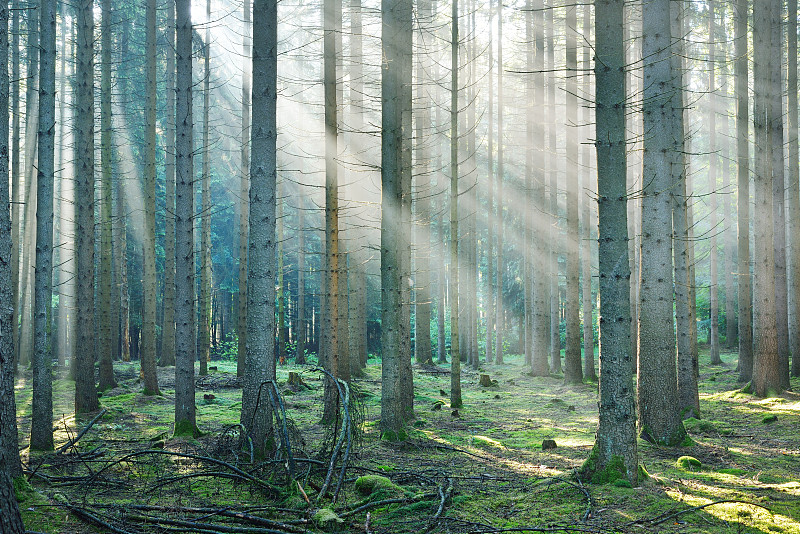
0 0 799 532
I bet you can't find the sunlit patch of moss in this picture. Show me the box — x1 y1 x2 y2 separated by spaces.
676 455 702 470
472 435 505 450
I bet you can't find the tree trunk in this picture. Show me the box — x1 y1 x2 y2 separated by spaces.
321 0 341 426
276 179 285 364
581 2 596 382
239 0 277 452
524 0 534 371
751 0 782 396
1 0 22 480
53 7 68 367
637 0 686 446
18 0 40 374
413 0 432 366
140 0 160 395
581 0 637 487
31 0 56 450
736 0 752 382
495 0 504 365
0 470 24 534
673 0 699 420
161 0 176 368
237 0 251 377
175 0 198 434
564 2 582 384
547 3 560 374
530 0 549 377
708 2 721 364
484 0 494 366
449 0 461 408
770 0 790 390
74 0 98 414
10 0 20 376
97 0 116 392
789 0 800 378
199 0 212 378
296 194 306 365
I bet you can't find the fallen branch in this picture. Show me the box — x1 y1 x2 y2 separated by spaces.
101 504 307 532
643 499 773 526
88 450 278 494
122 513 297 534
57 410 107 454
339 492 439 518
65 504 135 534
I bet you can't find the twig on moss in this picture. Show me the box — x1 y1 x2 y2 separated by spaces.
339 492 439 518
57 409 107 454
639 499 773 526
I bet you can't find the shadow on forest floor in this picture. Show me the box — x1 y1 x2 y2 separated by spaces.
12 348 800 533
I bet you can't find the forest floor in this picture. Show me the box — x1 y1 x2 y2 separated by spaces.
11 348 800 534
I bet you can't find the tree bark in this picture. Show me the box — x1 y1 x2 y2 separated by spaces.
495 0 504 365
31 0 56 450
1 0 22 481
581 0 637 487
381 0 415 434
637 0 686 446
237 0 251 377
74 0 98 414
546 3 560 374
199 0 213 378
161 0 177 368
175 0 198 434
413 0 432 366
10 0 19 375
449 0 461 408
564 2 582 384
321 0 342 425
673 0 699 420
751 0 782 397
770 0 790 390
581 3 596 382
736 0 752 382
239 0 277 453
141 0 160 395
707 1 721 365
789 0 800 378
97 0 116 392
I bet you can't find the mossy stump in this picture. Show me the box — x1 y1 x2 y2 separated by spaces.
287 372 309 389
479 374 498 387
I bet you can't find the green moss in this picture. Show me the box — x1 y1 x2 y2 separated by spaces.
472 435 504 450
683 417 714 433
680 434 695 447
13 476 34 502
173 419 200 438
612 478 632 488
762 414 778 424
718 468 747 476
314 508 344 531
676 455 702 470
580 448 632 486
354 475 402 497
638 464 650 482
381 428 408 442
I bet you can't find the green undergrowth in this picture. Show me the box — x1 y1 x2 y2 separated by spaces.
12 350 800 533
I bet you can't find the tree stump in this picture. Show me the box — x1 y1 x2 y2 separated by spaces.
542 439 557 450
287 372 309 389
479 374 493 387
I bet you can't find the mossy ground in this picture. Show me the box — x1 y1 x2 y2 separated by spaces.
12 348 800 533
